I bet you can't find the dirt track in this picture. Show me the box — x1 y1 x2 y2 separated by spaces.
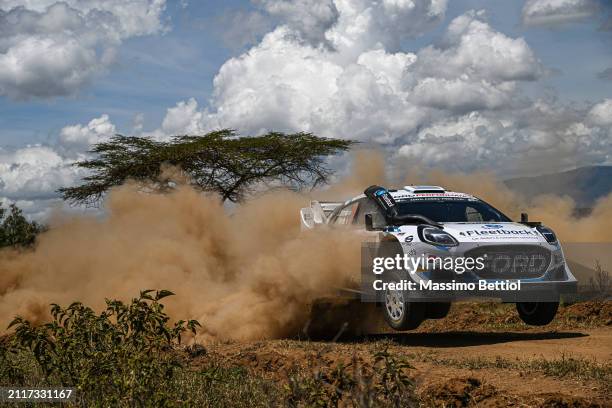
194 302 612 406
199 328 610 406
376 327 612 360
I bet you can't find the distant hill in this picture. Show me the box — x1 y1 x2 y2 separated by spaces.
504 166 612 208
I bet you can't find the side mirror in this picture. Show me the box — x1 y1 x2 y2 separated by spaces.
365 212 386 231
520 212 541 227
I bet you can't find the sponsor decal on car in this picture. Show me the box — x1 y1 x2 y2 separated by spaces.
482 224 504 229
459 229 538 237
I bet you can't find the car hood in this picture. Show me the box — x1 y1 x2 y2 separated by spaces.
440 222 546 244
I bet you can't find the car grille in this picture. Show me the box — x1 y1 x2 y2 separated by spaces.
465 245 551 279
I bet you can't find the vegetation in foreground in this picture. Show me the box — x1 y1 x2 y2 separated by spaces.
1 292 610 407
1 291 418 407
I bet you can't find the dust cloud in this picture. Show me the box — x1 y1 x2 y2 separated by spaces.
0 151 610 340
0 183 361 340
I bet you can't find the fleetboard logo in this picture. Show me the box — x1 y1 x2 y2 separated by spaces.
459 229 538 237
482 224 504 229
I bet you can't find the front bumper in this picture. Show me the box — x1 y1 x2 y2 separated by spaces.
359 241 579 303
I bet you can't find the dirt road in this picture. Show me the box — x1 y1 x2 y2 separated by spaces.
196 302 612 406
376 327 612 360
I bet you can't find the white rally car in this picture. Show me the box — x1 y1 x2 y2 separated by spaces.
301 185 577 331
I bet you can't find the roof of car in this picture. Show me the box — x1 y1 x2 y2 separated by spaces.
344 186 478 204
389 186 477 201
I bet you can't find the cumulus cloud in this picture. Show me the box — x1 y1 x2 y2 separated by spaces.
521 0 599 27
215 9 273 50
0 0 167 99
414 11 543 82
4 1 610 216
253 0 447 50
398 100 612 174
59 114 116 148
145 4 606 176
587 99 612 126
153 8 541 145
0 113 121 219
0 145 83 201
256 0 339 46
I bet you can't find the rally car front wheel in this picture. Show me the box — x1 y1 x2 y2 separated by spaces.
382 271 425 330
516 302 559 326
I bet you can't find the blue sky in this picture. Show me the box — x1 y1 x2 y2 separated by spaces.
1 0 609 146
0 0 610 218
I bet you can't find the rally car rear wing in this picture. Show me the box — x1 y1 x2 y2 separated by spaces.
300 201 343 230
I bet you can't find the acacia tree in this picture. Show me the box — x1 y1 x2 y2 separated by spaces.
59 129 354 205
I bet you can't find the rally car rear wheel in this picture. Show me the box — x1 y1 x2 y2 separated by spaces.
516 302 559 326
382 271 425 330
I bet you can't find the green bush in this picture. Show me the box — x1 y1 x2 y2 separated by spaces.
1 291 420 407
0 203 44 248
6 290 199 407
285 348 417 407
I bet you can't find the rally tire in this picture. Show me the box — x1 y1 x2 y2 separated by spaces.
381 270 425 330
516 302 559 326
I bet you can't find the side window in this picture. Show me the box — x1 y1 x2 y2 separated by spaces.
353 198 384 226
334 201 359 225
465 205 484 222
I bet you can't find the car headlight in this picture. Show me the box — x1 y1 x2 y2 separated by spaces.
537 225 557 244
419 227 459 247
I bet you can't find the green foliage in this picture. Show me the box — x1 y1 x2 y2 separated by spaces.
7 290 200 407
0 336 26 385
1 290 421 407
0 203 43 248
180 365 281 407
59 130 354 205
285 348 417 407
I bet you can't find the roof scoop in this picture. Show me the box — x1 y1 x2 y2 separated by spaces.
403 185 446 193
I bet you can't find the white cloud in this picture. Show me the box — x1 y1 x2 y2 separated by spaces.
415 11 543 82
0 0 167 99
254 0 447 51
412 77 514 112
323 0 447 61
137 6 611 178
0 113 121 219
153 9 540 144
4 1 610 217
59 114 116 147
0 145 83 201
160 98 206 137
587 98 612 126
256 0 339 46
522 0 599 27
398 100 612 174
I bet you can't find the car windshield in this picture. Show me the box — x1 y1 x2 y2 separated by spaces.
395 199 511 223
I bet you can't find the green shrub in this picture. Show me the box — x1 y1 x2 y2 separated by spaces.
0 203 44 248
285 348 417 407
7 290 200 407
